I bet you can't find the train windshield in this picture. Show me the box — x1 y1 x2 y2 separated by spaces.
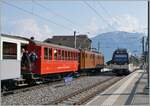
113 54 128 62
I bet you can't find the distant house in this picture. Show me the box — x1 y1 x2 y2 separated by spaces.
44 35 92 50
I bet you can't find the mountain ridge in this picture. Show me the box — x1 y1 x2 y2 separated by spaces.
91 31 146 62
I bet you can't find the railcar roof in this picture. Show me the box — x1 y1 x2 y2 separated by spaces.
82 50 102 55
32 40 80 52
1 33 30 41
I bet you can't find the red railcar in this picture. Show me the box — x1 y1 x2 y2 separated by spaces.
25 40 79 75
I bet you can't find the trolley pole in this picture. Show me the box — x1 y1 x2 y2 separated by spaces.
74 31 76 49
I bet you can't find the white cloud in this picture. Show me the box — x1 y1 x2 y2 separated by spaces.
83 14 146 38
10 18 53 40
109 14 146 33
84 17 106 38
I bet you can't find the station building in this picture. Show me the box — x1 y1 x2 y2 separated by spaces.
44 35 92 50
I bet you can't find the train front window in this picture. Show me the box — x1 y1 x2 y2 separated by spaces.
3 42 17 59
114 54 128 62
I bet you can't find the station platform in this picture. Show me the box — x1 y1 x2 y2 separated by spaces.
86 69 149 105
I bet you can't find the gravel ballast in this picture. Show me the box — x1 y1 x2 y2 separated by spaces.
2 75 113 105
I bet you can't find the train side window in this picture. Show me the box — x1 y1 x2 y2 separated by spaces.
62 50 64 60
72 52 74 60
48 48 52 60
86 53 87 58
76 53 79 60
54 49 57 60
44 48 48 59
68 51 70 60
70 52 73 60
65 51 67 60
74 52 76 60
3 42 17 59
58 50 61 60
70 52 72 60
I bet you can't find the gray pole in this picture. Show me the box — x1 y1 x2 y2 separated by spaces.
142 36 145 55
98 41 100 53
74 31 76 48
147 0 149 88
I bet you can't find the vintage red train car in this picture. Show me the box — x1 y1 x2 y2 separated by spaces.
22 40 79 78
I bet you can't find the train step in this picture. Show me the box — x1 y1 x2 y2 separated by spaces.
14 78 28 87
35 81 43 84
17 83 28 87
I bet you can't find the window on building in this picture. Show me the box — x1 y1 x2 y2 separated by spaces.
49 48 52 60
44 47 48 59
3 42 17 59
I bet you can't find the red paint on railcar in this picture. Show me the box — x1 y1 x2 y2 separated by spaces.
26 40 79 75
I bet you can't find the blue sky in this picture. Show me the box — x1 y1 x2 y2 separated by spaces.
1 0 148 40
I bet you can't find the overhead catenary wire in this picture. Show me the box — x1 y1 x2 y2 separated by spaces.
33 1 80 30
1 0 72 31
83 1 116 31
97 1 122 27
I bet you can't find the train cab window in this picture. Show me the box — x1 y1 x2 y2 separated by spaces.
54 49 57 60
48 48 52 60
3 42 17 59
44 48 48 59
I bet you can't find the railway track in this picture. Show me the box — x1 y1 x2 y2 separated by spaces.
1 71 112 97
1 79 64 97
44 76 123 105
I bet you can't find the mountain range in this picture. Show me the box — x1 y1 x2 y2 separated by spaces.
91 31 146 62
